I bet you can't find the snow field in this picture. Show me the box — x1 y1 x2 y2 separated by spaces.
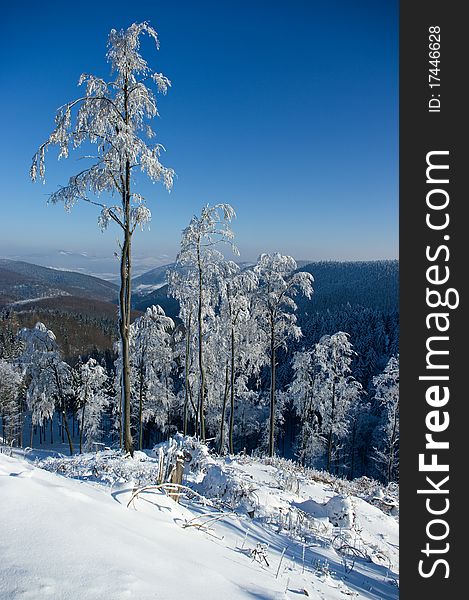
1 442 398 599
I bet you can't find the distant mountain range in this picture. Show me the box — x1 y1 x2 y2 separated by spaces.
0 258 398 364
132 264 172 295
131 259 399 319
1 258 398 317
295 260 399 313
0 259 118 305
0 260 122 360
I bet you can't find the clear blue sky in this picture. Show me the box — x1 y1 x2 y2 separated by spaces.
0 0 397 270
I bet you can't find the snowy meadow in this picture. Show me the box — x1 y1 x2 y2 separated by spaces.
1 437 398 599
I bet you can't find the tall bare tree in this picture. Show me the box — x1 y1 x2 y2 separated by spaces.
30 22 174 455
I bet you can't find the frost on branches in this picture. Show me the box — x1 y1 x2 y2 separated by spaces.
372 355 399 483
293 333 363 472
75 358 109 453
0 359 23 446
253 253 314 457
30 22 174 207
128 305 176 449
18 323 75 454
168 204 239 443
218 263 265 454
30 22 175 456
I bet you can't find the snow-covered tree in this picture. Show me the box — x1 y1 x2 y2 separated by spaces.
218 263 265 454
0 359 23 446
372 355 399 483
253 253 313 457
167 267 198 437
200 313 230 443
75 358 109 453
0 312 23 360
128 305 176 448
168 204 238 441
30 22 175 456
18 323 74 454
314 332 362 472
289 348 324 466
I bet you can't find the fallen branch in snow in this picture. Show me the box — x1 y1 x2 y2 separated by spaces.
332 533 371 563
182 511 238 530
372 496 397 508
126 483 214 509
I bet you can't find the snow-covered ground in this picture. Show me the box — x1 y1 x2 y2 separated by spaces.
0 444 398 600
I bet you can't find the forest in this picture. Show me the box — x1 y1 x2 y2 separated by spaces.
0 210 399 484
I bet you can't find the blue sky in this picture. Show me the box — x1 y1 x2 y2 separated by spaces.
0 0 397 273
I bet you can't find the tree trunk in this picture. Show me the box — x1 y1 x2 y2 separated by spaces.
350 419 356 479
61 409 74 455
79 385 88 454
269 319 276 458
79 402 86 454
219 362 230 454
326 382 336 472
229 327 236 455
194 385 200 439
196 241 206 441
19 404 23 448
52 365 74 455
187 383 197 437
183 313 192 436
119 79 134 457
138 362 145 451
166 380 170 441
18 399 24 448
119 210 133 456
387 407 398 483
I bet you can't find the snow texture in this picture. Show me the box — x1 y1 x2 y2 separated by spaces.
1 441 398 599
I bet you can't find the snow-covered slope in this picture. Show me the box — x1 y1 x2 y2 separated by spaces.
0 449 398 600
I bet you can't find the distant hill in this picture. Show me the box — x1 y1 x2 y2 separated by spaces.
131 260 310 296
130 259 399 389
0 258 398 369
131 284 179 316
295 260 398 313
132 260 399 318
132 263 173 295
289 260 399 388
0 260 122 360
0 259 118 305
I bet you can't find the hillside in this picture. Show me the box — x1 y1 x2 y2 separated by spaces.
132 263 173 294
0 261 124 359
0 259 118 305
1 440 399 600
132 260 399 320
296 260 399 313
131 283 179 315
0 259 398 373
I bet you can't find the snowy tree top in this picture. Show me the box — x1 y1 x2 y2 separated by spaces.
30 21 174 233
